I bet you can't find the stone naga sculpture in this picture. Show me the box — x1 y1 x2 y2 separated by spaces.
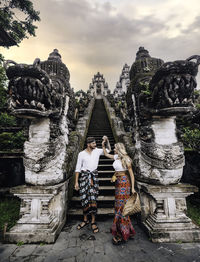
127 47 199 185
5 49 70 185
127 47 200 242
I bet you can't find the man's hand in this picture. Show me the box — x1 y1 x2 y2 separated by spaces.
74 182 79 191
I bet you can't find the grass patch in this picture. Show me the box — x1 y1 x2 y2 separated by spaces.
186 199 200 227
0 197 20 232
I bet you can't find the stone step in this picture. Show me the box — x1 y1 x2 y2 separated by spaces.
99 155 114 159
99 178 113 186
90 139 115 143
99 177 112 181
98 170 115 174
98 165 114 171
98 164 113 167
71 195 115 201
68 207 114 216
99 158 114 162
99 186 115 190
86 136 114 139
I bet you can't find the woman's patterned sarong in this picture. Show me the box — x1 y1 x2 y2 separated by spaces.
111 174 136 241
79 170 99 215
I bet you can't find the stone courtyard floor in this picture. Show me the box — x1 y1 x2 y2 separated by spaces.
0 218 200 262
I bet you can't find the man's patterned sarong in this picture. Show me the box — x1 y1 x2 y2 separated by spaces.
79 170 99 215
111 174 136 241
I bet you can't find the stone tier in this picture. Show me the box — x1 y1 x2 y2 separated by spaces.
5 182 68 243
137 181 200 242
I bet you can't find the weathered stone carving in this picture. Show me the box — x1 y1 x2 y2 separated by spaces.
127 47 200 242
5 49 70 186
4 49 71 243
128 47 200 185
6 50 69 118
89 72 110 97
149 56 199 113
75 90 91 118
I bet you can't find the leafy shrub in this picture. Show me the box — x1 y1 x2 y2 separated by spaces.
182 127 200 151
0 112 17 126
0 197 20 231
0 131 25 151
187 199 200 227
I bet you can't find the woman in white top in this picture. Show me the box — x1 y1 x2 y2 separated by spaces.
102 141 136 245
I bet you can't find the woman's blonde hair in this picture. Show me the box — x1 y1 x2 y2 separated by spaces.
114 143 132 168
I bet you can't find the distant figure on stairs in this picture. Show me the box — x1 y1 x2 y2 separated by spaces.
102 142 136 245
74 136 111 233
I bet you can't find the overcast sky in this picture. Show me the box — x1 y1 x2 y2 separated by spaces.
1 0 200 91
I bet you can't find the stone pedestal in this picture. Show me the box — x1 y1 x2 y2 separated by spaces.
137 181 200 242
5 181 68 243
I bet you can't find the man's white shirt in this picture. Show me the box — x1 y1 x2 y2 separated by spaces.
75 148 107 173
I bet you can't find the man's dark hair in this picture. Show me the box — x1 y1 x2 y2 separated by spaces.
86 137 96 144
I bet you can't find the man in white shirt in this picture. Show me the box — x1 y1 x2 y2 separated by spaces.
74 136 110 233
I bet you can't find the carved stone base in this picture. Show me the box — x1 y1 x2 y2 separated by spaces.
137 181 200 243
5 181 68 243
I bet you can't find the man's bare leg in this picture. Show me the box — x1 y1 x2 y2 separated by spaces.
91 213 99 233
77 214 89 230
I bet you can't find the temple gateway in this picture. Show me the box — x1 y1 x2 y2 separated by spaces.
1 47 200 243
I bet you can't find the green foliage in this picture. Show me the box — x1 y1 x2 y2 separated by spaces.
194 89 200 97
0 54 8 109
0 131 25 151
17 241 24 246
0 0 40 45
0 112 17 126
182 127 200 151
139 82 151 96
0 197 20 232
187 200 200 227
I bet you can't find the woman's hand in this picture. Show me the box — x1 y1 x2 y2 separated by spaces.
74 182 79 191
132 188 136 194
102 140 106 147
102 135 108 141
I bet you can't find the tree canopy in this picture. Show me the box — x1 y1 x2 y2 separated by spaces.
0 0 40 45
0 54 8 108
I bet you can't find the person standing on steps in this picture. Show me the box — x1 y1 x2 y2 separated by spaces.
74 136 111 233
102 141 136 245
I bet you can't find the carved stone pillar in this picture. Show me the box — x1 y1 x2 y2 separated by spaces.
137 182 200 242
127 48 200 242
5 182 68 243
5 49 71 243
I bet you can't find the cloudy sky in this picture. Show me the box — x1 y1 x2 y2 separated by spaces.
1 0 200 91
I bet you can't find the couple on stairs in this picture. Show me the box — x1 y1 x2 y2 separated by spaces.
74 136 136 245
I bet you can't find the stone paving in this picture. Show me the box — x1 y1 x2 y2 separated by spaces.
0 218 200 262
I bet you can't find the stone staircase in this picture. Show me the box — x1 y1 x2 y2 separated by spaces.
68 99 116 216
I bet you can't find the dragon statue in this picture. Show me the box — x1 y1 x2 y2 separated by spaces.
127 47 200 242
128 47 199 185
5 49 71 185
4 49 72 243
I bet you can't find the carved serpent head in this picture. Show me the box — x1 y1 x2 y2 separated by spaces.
149 56 200 114
5 49 70 118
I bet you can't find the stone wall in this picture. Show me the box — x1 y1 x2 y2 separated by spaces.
103 96 135 159
0 157 24 188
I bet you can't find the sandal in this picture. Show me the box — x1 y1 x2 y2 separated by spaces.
77 220 89 230
112 236 123 245
91 222 99 233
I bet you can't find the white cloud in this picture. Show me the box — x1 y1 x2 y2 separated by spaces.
1 0 200 91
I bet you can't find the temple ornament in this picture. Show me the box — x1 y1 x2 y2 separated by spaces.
127 47 200 242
